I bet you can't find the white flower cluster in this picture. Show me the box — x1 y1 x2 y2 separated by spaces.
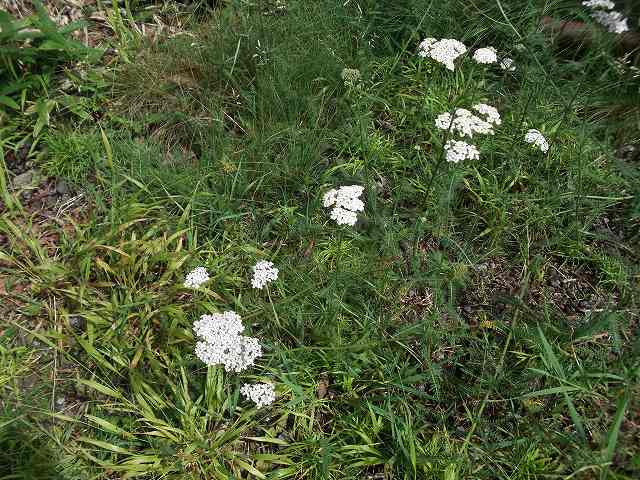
436 103 501 163
251 260 279 289
582 0 615 9
500 57 516 72
444 140 480 163
240 382 276 408
323 185 365 226
524 129 549 153
435 104 501 138
417 37 467 71
472 47 498 64
473 103 502 126
341 68 362 88
193 311 262 372
184 267 210 288
582 0 629 33
591 10 629 33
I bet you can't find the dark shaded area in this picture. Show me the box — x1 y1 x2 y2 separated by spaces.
0 418 62 480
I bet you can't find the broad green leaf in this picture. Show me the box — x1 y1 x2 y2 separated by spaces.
78 378 124 399
0 96 19 110
78 436 132 455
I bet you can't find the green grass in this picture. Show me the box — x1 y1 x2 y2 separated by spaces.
1 0 639 478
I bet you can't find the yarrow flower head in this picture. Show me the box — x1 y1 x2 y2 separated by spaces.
444 140 480 163
472 47 498 64
193 311 244 342
240 382 276 408
193 311 262 372
251 260 279 289
500 57 516 72
591 10 629 33
323 185 364 226
184 267 210 288
524 129 549 153
582 0 615 10
341 68 362 88
417 37 467 71
435 108 495 138
473 103 502 126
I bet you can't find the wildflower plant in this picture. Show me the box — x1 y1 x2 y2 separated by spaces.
525 129 550 153
251 260 279 289
436 109 489 138
500 57 516 71
323 185 365 226
591 10 629 33
444 140 480 163
417 37 467 71
582 0 615 8
341 68 362 88
240 382 276 408
582 0 629 33
472 47 498 64
193 311 263 372
184 266 210 288
435 104 501 165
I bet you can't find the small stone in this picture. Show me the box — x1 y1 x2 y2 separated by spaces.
55 179 71 195
578 300 591 311
11 169 36 190
616 144 637 161
68 315 85 330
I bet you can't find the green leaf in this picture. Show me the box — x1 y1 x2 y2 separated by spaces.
85 414 132 437
33 98 56 137
78 379 124 399
606 390 629 463
78 436 132 455
563 392 586 444
537 326 565 378
0 96 19 110
522 385 580 398
75 336 122 374
235 458 266 479
100 126 113 169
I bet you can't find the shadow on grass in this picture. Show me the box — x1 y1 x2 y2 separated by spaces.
0 419 61 480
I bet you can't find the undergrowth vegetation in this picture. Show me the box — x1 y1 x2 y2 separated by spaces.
1 0 639 479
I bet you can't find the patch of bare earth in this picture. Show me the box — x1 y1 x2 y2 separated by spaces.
458 257 621 327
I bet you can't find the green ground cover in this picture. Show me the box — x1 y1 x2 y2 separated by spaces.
1 0 639 478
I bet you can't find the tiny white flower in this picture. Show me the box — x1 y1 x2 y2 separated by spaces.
435 108 495 138
582 0 615 10
240 382 276 408
417 38 467 71
472 47 498 64
251 260 279 289
184 267 210 288
193 311 244 343
499 57 516 72
323 189 338 207
473 103 501 126
323 185 364 227
524 129 549 153
444 140 480 163
193 311 263 372
591 10 629 33
330 206 359 226
341 68 362 88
